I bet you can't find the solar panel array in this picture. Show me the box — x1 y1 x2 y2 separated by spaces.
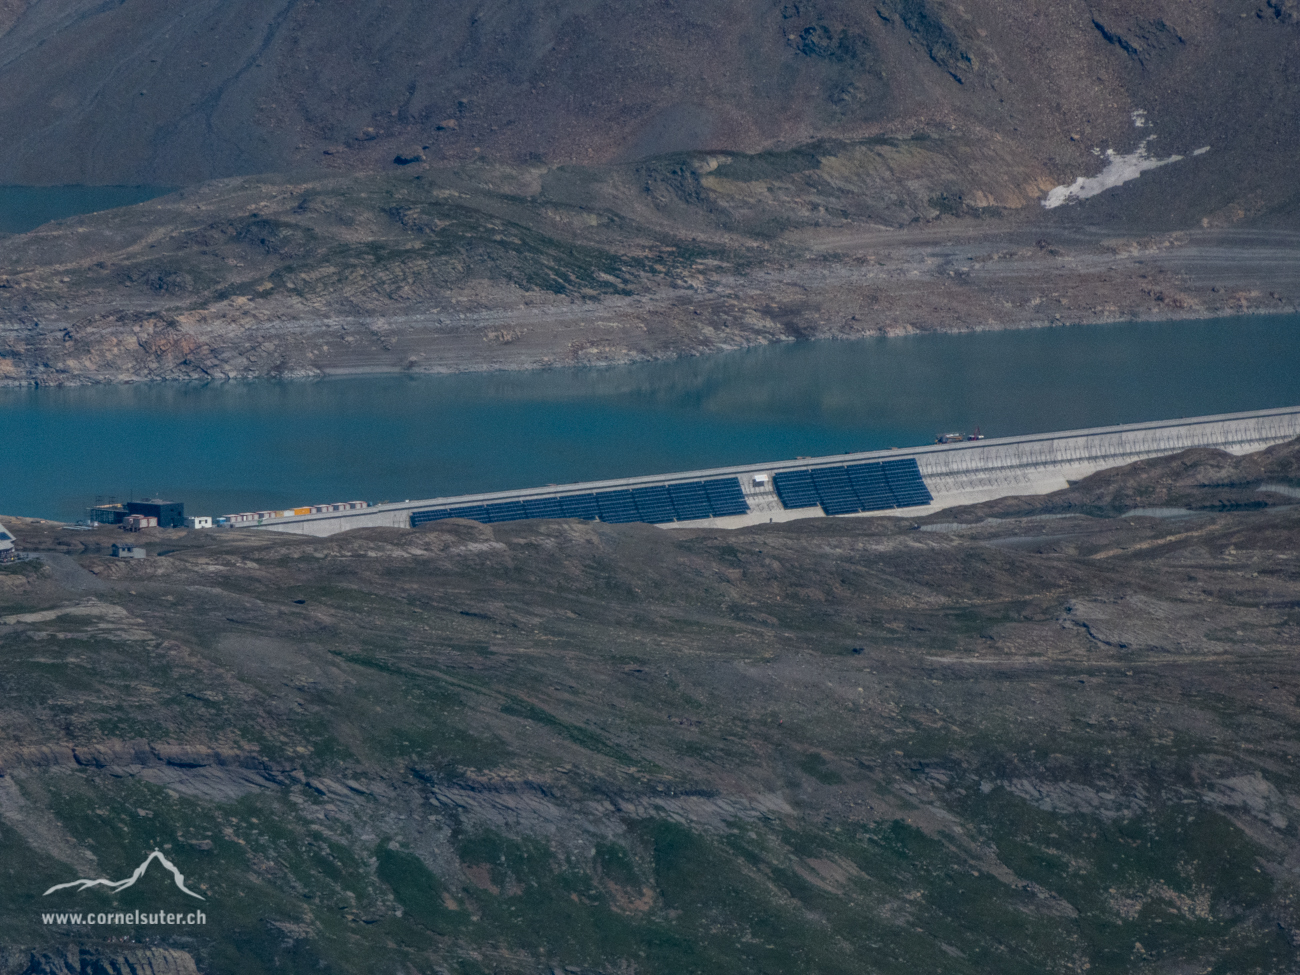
770 470 818 509
884 458 935 507
773 458 933 514
410 477 750 528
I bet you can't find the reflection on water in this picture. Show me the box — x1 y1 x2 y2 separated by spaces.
0 185 174 234
2 314 1297 522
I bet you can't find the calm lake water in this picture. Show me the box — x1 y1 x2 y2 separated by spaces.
2 314 1298 523
0 185 174 234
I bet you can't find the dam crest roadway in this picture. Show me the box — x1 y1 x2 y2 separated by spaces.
252 406 1300 537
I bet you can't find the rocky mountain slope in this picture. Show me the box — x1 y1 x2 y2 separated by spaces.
2 440 1300 973
2 145 1296 385
0 0 1297 211
1 0 1298 385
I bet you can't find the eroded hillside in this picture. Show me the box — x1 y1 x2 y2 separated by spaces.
2 141 1296 385
2 442 1300 973
0 0 1297 213
1 0 1297 384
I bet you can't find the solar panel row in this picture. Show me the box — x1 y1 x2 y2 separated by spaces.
772 457 933 515
409 477 751 528
667 481 711 520
631 485 677 524
524 497 564 520
560 494 599 520
596 490 639 523
772 470 819 509
811 466 860 516
448 504 489 521
409 509 454 526
882 458 934 508
847 463 893 510
704 478 750 517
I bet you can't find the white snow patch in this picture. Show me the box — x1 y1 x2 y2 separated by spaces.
1042 138 1185 209
1193 145 1211 156
1131 109 1148 128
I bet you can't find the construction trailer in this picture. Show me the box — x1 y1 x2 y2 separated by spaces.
218 500 367 527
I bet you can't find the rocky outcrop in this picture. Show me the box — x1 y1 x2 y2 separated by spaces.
17 948 199 975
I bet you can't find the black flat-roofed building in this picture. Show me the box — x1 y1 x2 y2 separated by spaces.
126 499 185 528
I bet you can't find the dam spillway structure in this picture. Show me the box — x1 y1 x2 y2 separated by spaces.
252 406 1300 538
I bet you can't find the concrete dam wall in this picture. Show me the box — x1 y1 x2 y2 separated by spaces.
255 406 1300 538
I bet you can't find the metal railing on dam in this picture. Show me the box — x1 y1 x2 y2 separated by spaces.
253 406 1300 537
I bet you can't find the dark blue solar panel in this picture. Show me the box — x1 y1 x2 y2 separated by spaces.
410 508 453 527
595 490 640 523
667 481 712 521
558 494 599 520
485 501 527 523
846 463 895 511
882 458 921 476
773 470 819 509
883 458 934 507
703 478 749 517
631 485 677 524
810 467 862 515
890 486 933 507
523 497 564 520
446 504 491 522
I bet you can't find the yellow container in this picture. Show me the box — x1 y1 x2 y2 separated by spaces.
293 507 310 516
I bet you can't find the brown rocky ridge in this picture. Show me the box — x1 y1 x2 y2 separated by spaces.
1 439 1299 972
1 153 1296 386
1 0 1298 385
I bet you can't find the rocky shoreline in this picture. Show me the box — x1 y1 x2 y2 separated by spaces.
3 225 1296 388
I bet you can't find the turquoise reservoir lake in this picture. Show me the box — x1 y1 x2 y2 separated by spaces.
2 314 1298 523
0 185 173 235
